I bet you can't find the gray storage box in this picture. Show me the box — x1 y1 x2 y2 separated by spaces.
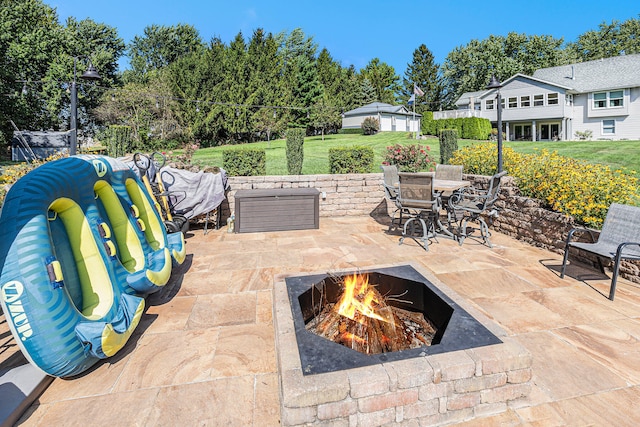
234 188 320 233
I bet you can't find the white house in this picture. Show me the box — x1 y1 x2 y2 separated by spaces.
342 102 421 133
436 54 640 141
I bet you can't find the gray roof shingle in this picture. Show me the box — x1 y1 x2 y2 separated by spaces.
532 54 640 93
343 102 421 117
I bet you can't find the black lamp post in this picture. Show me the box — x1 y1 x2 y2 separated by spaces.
487 74 503 173
70 57 101 155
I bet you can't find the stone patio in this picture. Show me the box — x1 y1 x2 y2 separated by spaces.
4 215 640 426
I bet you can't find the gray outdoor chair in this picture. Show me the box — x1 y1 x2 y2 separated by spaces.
448 171 507 247
381 164 402 230
397 172 440 251
435 164 463 181
560 203 640 300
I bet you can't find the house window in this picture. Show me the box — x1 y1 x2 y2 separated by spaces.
534 94 544 106
547 93 558 105
593 92 607 108
566 94 574 105
486 99 494 110
609 90 623 107
520 95 530 107
508 97 517 108
593 91 624 109
602 119 615 134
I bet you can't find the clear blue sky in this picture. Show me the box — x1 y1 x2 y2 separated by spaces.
48 0 638 75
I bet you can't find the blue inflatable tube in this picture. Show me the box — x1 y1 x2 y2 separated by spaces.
0 157 152 377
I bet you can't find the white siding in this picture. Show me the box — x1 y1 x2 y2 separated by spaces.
571 88 640 140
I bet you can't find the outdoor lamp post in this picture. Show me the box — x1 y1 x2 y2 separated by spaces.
70 57 101 155
487 74 503 173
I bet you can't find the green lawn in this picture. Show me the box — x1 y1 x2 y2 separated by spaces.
192 132 640 176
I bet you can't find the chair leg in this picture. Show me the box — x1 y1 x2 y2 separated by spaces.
478 218 493 248
609 257 622 301
560 246 570 278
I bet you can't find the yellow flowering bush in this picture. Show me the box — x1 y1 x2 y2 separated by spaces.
0 153 68 207
451 142 640 228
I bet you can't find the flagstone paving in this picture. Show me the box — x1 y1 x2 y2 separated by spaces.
5 215 640 426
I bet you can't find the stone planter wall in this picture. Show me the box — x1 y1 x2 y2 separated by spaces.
225 173 638 283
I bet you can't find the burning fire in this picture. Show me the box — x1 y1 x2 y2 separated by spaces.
335 273 393 324
307 272 437 355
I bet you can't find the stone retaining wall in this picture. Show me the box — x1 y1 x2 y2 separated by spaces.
225 173 638 282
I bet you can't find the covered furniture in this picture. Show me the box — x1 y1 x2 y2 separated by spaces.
397 172 440 251
448 171 507 247
560 203 640 300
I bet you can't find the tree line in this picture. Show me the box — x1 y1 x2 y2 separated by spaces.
1 0 638 152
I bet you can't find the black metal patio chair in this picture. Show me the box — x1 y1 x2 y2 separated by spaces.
448 171 507 247
397 172 440 251
381 164 402 230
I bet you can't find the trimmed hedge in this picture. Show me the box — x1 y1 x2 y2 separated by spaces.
423 116 492 140
286 128 305 175
439 129 458 164
107 125 131 157
328 146 374 174
222 148 266 176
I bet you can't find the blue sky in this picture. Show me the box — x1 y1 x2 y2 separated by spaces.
48 0 638 75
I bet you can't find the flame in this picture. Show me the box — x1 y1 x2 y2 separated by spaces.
335 273 390 323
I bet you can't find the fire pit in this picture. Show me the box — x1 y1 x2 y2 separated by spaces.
288 266 502 375
273 264 533 426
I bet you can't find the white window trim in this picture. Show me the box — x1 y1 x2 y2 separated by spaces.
602 119 616 135
593 91 625 110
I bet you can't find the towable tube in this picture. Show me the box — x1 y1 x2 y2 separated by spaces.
79 155 186 267
76 156 175 293
0 157 149 377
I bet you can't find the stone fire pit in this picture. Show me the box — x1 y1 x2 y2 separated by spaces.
273 263 533 426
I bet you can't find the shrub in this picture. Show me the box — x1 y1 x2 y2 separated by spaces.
439 129 458 164
575 130 593 140
222 148 266 176
286 128 305 175
328 146 374 174
106 125 132 157
450 142 640 228
422 116 492 140
382 143 435 172
361 116 379 135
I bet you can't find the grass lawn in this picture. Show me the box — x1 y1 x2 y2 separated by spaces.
192 132 640 176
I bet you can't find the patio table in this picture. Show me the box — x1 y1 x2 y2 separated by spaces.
433 178 471 239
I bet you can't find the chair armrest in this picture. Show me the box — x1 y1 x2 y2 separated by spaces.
615 242 640 258
564 227 599 247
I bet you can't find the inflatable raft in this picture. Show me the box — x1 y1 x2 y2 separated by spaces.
0 156 184 377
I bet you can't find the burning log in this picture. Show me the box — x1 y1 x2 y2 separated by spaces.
306 273 437 355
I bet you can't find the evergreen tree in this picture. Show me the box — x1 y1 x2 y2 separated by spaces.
402 44 443 113
278 28 322 130
127 23 203 83
360 58 400 104
356 78 377 106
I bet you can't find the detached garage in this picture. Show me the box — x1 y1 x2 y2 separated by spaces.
341 102 421 133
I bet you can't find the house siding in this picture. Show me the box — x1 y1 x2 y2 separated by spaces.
571 87 640 140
